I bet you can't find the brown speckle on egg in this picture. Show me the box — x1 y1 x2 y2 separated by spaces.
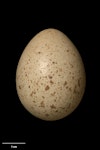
66 86 68 89
64 81 67 86
69 87 72 92
30 91 36 97
36 82 38 85
33 91 36 94
52 61 57 64
50 80 54 84
40 101 45 107
56 70 58 73
60 107 65 110
48 75 53 79
59 87 62 90
69 63 73 68
59 68 62 72
44 76 47 78
73 85 78 94
50 104 56 109
42 96 45 99
45 114 49 117
78 78 81 87
38 51 41 54
45 85 50 91
58 74 61 76
69 72 71 75
19 85 21 89
51 92 56 96
55 110 58 112
64 62 67 65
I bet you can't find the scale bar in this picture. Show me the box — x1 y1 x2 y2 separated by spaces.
2 142 26 145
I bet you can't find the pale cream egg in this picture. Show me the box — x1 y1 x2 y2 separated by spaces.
16 28 86 121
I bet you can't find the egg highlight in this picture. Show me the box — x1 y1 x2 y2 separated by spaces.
16 28 86 121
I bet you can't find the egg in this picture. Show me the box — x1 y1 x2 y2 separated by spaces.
16 28 86 121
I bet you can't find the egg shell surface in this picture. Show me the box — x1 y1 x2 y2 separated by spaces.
16 28 86 121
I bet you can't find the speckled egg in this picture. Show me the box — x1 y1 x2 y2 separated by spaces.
16 28 86 121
